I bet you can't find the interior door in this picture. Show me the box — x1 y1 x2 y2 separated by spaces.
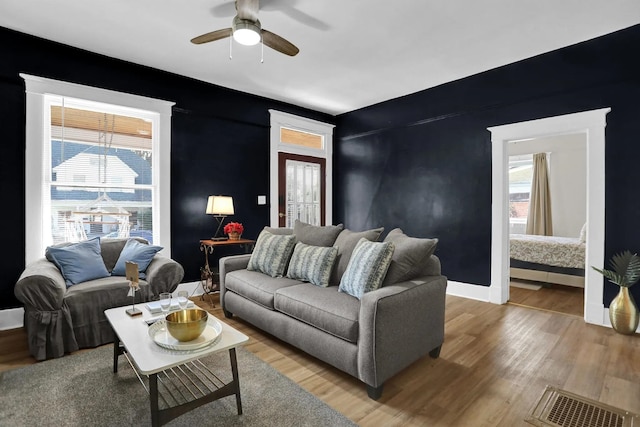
278 152 326 227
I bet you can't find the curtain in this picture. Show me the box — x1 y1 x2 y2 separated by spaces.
526 153 553 235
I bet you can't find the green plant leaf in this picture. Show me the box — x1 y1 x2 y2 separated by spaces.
591 250 640 287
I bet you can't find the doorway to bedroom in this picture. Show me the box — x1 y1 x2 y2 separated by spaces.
506 133 587 316
488 108 609 327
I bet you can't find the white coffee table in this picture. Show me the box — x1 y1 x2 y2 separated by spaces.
105 305 249 426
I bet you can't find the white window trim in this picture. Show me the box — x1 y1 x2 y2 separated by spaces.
21 74 175 263
268 110 335 227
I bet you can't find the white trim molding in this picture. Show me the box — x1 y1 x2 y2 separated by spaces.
488 108 610 326
20 74 175 263
268 110 335 227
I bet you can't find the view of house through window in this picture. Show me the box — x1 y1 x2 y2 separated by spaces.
508 154 533 234
47 97 156 244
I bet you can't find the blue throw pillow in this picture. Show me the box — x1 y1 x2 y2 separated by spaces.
45 237 110 287
111 238 164 279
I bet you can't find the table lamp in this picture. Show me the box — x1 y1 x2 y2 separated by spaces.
206 195 234 240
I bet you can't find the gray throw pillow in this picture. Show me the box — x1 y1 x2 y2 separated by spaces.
293 220 344 247
247 230 296 278
286 242 338 287
263 226 293 235
330 227 384 286
338 238 395 299
382 228 438 286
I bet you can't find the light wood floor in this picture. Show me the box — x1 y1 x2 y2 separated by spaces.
509 280 585 317
2 293 639 426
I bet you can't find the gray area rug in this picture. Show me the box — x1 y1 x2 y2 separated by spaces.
0 345 357 427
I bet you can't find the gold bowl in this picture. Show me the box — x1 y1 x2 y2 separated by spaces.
165 309 208 342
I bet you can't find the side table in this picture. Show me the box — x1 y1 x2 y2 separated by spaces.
200 238 255 303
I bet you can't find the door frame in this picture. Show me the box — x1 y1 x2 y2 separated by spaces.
488 108 610 326
269 110 335 228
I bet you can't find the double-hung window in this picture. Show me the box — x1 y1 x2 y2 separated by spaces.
22 74 174 263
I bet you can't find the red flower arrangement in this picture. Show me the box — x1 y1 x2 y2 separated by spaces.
224 222 244 235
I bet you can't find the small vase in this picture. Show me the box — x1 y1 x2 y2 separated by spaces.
609 287 639 335
228 232 240 241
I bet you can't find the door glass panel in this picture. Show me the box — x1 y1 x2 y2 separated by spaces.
285 160 321 227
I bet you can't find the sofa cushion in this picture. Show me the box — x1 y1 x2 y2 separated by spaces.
293 220 344 247
274 284 360 343
45 237 110 287
339 238 395 299
286 242 338 287
382 228 439 286
111 238 163 279
225 269 302 309
247 231 297 277
330 227 384 286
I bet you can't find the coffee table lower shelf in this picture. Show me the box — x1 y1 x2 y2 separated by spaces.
114 343 242 426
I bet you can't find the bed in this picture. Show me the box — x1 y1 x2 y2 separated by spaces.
509 233 586 288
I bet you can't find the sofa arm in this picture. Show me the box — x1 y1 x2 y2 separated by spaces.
357 275 447 390
14 258 67 311
145 255 184 297
14 258 79 360
219 254 252 304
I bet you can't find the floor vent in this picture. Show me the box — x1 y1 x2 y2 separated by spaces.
526 386 639 427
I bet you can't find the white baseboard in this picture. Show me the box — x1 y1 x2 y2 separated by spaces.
0 281 204 331
0 307 24 331
4 281 622 332
446 280 491 302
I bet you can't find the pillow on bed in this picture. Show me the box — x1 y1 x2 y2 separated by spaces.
579 223 587 243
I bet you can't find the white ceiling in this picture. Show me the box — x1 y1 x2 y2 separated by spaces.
2 1 640 116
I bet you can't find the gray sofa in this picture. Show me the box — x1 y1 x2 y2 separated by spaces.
219 222 447 400
14 238 184 361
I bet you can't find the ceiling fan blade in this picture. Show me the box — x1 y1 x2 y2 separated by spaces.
211 1 237 18
236 0 260 21
190 28 233 44
261 0 330 31
261 29 299 56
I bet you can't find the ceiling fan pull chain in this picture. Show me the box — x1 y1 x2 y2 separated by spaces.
229 35 233 60
261 38 264 63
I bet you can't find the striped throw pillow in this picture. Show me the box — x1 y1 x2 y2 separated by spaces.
286 242 338 287
338 238 395 299
247 231 296 277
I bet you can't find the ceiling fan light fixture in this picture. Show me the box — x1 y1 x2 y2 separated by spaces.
232 17 261 46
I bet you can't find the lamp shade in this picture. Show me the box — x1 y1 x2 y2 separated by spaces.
206 196 234 215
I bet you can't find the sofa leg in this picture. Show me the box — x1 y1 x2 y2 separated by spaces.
366 384 383 400
223 309 233 319
429 345 442 358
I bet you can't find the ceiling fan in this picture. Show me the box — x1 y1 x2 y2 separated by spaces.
191 0 299 57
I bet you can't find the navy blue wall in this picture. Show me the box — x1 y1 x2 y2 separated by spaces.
335 24 640 306
0 26 333 309
3 23 640 311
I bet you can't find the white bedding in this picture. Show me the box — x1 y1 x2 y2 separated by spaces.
509 234 586 269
